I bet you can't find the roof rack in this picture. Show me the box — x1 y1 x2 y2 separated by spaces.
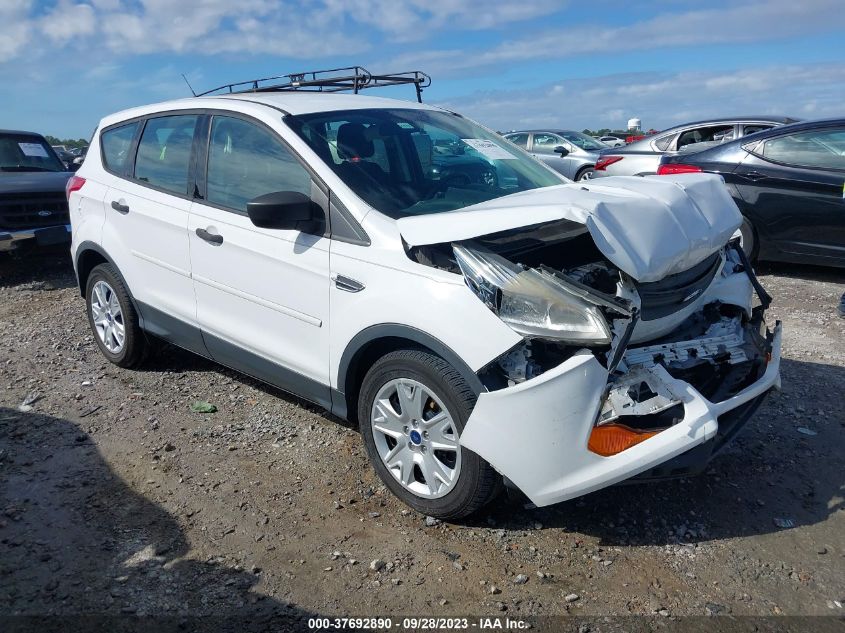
196 66 432 103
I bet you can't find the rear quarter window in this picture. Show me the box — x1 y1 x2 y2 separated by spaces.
101 122 140 174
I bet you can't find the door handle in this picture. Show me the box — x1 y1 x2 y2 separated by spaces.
738 171 768 182
332 274 365 293
110 200 129 214
195 227 223 245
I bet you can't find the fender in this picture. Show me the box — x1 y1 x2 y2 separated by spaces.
334 323 486 421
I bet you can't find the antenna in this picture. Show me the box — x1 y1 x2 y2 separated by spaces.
181 74 197 97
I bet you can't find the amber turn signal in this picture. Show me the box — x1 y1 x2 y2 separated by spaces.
588 424 661 457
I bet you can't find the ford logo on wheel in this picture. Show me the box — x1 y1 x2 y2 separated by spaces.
37 210 53 217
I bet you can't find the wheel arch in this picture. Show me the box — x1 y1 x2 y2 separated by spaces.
335 325 485 425
74 241 145 327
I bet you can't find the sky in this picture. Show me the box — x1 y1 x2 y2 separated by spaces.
1 0 844 139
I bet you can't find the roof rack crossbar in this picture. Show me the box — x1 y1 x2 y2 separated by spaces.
197 66 431 102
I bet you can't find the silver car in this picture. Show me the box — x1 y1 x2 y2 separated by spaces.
592 116 798 178
504 130 604 181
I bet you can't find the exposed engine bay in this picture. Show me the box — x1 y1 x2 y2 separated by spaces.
408 217 774 442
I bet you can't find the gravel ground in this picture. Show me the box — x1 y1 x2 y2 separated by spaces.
0 249 843 627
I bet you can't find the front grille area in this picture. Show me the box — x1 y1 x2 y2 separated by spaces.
636 252 722 321
0 192 69 230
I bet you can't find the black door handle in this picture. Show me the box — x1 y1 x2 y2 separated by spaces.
110 200 129 214
739 171 768 182
195 227 223 245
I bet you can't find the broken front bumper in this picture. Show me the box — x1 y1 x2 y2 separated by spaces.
460 319 782 508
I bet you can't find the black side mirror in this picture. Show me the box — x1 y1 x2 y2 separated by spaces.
246 191 323 232
553 145 569 157
67 163 81 173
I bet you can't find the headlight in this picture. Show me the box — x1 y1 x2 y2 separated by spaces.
453 244 612 344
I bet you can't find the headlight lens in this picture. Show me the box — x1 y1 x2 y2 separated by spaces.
453 244 612 344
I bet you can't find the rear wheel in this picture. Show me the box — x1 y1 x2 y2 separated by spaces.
358 349 500 520
575 166 594 181
85 263 147 368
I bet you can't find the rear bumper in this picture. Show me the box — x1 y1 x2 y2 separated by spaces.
461 319 782 508
0 224 71 251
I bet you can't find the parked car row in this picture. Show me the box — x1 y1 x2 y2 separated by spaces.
657 118 845 268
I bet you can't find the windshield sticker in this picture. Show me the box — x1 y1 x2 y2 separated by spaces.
461 138 517 160
18 142 49 158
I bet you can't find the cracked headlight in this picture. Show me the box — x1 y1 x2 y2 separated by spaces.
453 244 612 344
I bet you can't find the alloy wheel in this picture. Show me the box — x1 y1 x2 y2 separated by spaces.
370 378 461 499
90 280 126 353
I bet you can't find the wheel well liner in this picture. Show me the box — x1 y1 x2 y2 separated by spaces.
336 325 485 425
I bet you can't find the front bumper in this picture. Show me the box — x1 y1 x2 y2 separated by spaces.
0 224 71 251
460 319 782 508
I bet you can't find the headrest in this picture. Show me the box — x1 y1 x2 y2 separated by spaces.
337 123 374 160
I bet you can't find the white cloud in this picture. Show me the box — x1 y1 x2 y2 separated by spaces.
389 0 845 74
436 64 845 132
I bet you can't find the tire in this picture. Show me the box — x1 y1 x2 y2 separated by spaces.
575 166 594 181
737 217 758 261
85 263 147 368
358 349 500 520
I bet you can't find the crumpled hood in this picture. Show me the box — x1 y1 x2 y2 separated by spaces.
397 173 741 282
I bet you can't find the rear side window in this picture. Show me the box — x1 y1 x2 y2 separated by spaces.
676 125 734 149
101 122 139 173
134 115 198 195
743 124 773 136
206 116 312 213
653 134 674 151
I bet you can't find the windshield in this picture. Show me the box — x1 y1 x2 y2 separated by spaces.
0 133 65 172
287 109 564 218
559 132 606 151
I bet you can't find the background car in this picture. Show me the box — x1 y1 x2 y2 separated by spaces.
593 116 798 178
598 135 625 147
504 129 604 180
0 129 73 252
657 118 845 268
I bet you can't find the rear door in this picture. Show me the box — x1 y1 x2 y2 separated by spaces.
188 112 332 405
733 125 845 263
100 112 205 353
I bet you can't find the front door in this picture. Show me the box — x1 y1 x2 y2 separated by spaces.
188 114 332 406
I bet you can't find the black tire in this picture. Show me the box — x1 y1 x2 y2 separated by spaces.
358 349 500 520
738 217 758 261
575 166 594 181
85 263 147 368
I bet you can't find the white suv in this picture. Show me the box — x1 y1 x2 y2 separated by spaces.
68 71 782 519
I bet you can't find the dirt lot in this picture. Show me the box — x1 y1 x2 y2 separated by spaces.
0 250 843 628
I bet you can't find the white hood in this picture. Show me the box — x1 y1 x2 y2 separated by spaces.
397 173 741 282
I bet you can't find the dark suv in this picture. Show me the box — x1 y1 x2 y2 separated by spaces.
0 129 73 252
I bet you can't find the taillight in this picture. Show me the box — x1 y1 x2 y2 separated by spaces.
66 175 86 200
594 155 623 171
657 163 702 175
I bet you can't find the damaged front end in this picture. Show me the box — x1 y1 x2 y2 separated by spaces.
417 230 782 508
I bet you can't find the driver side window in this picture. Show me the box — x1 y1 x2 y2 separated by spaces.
532 133 565 154
206 116 312 214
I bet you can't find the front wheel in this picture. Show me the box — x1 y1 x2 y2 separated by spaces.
358 349 500 520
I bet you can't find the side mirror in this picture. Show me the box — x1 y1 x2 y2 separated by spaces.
246 191 322 232
553 145 569 157
67 162 81 173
